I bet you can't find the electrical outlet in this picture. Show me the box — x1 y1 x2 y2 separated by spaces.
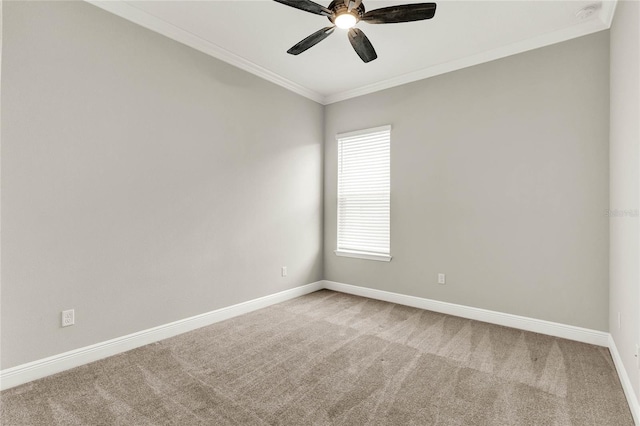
61 309 75 327
281 267 287 277
438 273 446 285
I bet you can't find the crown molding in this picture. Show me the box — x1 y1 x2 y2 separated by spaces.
86 1 616 106
323 14 612 104
85 1 325 104
599 0 618 28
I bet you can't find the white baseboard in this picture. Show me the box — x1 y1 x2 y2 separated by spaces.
0 281 323 391
322 281 610 347
609 335 640 425
3 276 633 423
326 281 640 423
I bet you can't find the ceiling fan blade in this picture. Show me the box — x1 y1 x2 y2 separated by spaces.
345 0 362 12
287 26 335 55
273 0 333 17
361 3 437 24
347 28 377 63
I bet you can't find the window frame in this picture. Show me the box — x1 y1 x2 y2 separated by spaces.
334 125 392 262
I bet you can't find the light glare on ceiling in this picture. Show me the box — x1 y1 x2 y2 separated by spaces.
335 13 357 29
575 4 600 20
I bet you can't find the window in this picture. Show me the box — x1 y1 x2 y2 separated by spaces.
335 125 391 262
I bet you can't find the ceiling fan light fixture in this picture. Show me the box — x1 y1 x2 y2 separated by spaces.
335 13 357 29
275 0 437 63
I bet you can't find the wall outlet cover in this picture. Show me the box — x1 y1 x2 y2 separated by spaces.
62 309 75 327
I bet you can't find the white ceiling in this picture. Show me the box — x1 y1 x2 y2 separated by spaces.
88 0 616 104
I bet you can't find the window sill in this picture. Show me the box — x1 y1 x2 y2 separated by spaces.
334 250 392 262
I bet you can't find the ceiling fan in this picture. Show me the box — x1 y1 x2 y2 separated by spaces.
274 0 437 63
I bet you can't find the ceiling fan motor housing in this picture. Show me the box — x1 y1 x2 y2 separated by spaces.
327 0 366 24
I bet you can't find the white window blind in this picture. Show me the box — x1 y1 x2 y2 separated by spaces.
336 125 391 262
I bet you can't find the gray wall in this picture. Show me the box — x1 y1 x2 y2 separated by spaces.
0 0 617 372
1 1 323 369
609 0 640 401
324 32 610 331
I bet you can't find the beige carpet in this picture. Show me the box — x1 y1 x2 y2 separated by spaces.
0 290 633 425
